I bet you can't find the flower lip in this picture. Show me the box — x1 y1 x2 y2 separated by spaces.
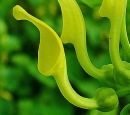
13 5 65 76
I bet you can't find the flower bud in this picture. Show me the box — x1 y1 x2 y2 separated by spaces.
95 87 118 112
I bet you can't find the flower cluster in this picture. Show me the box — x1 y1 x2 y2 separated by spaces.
13 0 130 113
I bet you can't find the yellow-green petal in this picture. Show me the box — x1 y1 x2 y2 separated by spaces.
13 5 65 76
58 0 106 79
58 0 85 44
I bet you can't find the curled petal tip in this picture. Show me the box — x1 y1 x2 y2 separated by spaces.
13 5 27 20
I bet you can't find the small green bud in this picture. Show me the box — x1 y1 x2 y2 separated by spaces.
95 87 118 112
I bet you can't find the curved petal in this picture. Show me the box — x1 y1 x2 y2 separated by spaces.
58 0 85 44
13 5 65 76
58 0 107 80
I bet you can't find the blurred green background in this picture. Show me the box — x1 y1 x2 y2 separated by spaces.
0 0 130 115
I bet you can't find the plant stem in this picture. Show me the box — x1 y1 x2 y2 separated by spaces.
109 21 124 70
120 4 130 52
54 64 99 109
74 41 105 79
121 17 130 52
109 0 127 71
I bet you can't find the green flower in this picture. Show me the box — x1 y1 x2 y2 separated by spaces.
59 0 119 88
99 0 130 86
13 0 118 111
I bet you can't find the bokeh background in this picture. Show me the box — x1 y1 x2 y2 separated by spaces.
0 0 130 115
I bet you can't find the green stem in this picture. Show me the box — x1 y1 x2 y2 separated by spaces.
120 1 130 52
121 16 130 52
74 41 105 79
54 64 118 111
109 0 127 71
54 65 99 109
109 21 124 71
